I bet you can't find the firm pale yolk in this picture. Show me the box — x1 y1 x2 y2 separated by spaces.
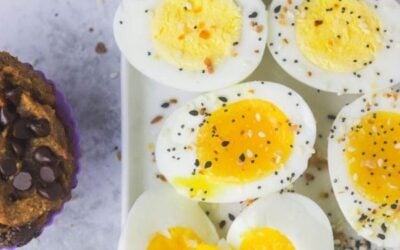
151 0 242 71
240 228 295 250
345 111 400 204
295 0 382 72
196 99 294 183
147 227 218 250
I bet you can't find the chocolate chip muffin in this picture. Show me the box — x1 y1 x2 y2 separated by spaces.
0 52 78 247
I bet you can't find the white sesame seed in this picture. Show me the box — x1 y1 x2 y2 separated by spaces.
258 131 266 138
274 155 281 164
347 146 356 152
377 159 384 167
255 113 261 122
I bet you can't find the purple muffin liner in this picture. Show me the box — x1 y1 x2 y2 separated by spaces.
33 66 81 227
0 64 82 249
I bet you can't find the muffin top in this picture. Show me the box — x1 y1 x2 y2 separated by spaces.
0 52 75 246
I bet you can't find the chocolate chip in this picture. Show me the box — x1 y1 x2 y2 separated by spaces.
7 193 18 203
33 146 57 164
39 166 56 183
0 158 17 177
12 119 33 139
13 172 32 191
5 88 22 105
10 139 25 158
37 183 63 200
0 106 17 126
29 119 50 137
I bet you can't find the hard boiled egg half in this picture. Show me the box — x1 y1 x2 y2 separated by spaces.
329 88 400 247
114 0 268 92
156 81 316 203
268 0 400 94
119 187 334 250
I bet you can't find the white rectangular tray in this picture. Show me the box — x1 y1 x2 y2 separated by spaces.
120 45 384 249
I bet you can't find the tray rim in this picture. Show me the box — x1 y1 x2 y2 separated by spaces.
121 56 130 224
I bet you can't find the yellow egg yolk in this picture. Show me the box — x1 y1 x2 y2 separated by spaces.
151 0 242 72
240 227 295 250
295 0 382 72
147 227 218 250
345 111 400 205
174 99 295 199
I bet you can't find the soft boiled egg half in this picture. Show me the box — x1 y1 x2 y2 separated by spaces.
329 88 400 247
119 187 334 250
114 0 268 92
227 193 334 250
118 186 220 250
156 81 316 203
268 0 400 94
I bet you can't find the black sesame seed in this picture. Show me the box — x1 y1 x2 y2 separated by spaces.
327 114 336 120
218 96 228 102
239 153 245 162
204 161 212 168
221 141 230 147
189 110 199 116
248 12 258 18
359 214 367 221
377 233 385 240
381 223 387 233
274 5 281 13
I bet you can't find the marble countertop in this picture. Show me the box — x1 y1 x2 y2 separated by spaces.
0 0 121 249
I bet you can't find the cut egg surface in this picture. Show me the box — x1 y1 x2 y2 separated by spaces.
156 81 316 203
268 0 400 94
227 193 334 250
118 186 220 250
114 0 268 92
328 89 400 247
119 187 334 250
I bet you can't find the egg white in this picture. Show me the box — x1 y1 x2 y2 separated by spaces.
328 88 400 247
114 0 268 92
118 185 219 250
227 193 334 250
156 81 316 203
268 0 400 94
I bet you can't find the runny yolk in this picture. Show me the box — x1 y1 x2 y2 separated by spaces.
151 0 242 71
240 227 295 250
196 99 294 183
295 0 382 72
173 99 295 200
147 227 218 250
345 111 400 204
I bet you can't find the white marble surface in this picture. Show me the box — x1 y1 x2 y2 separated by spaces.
0 0 121 249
